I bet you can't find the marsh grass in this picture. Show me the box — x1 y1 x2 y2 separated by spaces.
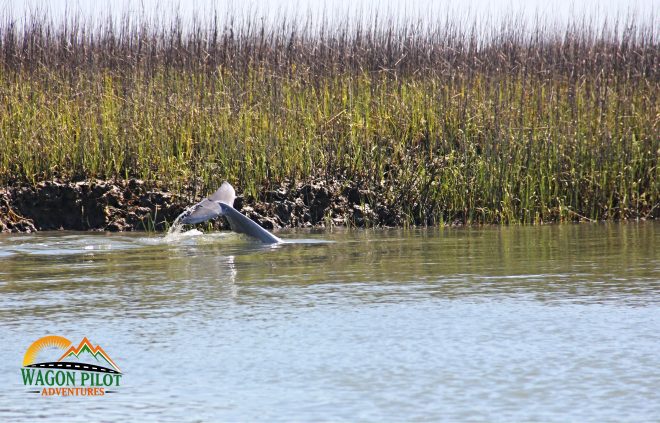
0 10 657 224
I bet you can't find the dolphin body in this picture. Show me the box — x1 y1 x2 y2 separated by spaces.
179 182 281 244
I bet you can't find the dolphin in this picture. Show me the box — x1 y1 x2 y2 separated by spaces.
179 182 281 244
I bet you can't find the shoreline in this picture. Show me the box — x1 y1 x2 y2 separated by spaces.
1 179 655 233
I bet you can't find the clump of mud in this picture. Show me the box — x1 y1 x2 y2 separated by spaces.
0 179 186 232
0 190 37 233
0 178 405 233
244 179 402 230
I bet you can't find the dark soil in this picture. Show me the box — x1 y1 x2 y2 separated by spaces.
0 179 405 233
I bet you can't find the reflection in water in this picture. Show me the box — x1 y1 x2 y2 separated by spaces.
0 223 658 421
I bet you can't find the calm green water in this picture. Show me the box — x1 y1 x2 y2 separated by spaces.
0 223 658 422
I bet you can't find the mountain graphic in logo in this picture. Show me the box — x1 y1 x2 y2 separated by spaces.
22 335 122 374
57 337 121 373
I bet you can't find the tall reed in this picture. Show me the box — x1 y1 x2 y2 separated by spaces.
0 10 657 223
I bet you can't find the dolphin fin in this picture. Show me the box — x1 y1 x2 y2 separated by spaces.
180 181 233 225
209 181 236 206
219 203 281 244
179 199 222 224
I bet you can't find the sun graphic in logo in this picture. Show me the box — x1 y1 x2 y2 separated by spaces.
22 335 72 367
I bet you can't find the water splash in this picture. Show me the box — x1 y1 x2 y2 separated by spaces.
168 205 194 235
164 228 203 242
164 205 203 242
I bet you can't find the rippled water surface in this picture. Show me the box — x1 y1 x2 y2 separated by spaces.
1 223 658 422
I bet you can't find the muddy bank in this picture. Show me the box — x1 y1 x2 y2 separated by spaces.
0 179 407 233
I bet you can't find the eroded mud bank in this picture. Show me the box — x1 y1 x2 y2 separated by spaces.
0 179 405 233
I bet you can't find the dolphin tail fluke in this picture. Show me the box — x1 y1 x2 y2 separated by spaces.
178 181 281 244
179 199 222 224
219 203 281 244
209 181 236 206
179 181 234 225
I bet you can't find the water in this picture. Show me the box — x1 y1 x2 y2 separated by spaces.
0 223 658 422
